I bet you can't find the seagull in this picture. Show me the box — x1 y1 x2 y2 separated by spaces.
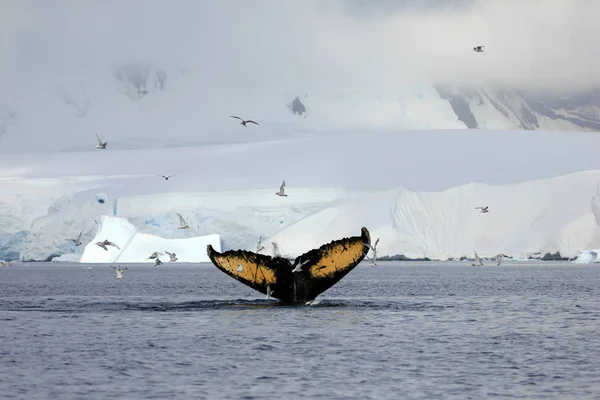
147 251 164 260
176 213 190 230
306 299 322 306
292 259 310 273
111 265 127 279
473 45 485 52
165 251 178 262
158 175 175 180
96 133 107 149
65 232 83 246
496 254 503 266
364 238 380 266
95 239 120 251
266 285 275 299
272 241 281 258
275 180 287 197
475 206 489 213
154 258 163 266
472 251 484 266
236 263 244 272
257 235 265 252
230 116 259 127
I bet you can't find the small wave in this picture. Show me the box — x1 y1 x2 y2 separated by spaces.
0 297 454 313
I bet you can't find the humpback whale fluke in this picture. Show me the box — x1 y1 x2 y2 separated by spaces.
207 227 371 304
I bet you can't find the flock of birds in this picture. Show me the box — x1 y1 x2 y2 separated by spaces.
82 50 493 279
73 120 295 280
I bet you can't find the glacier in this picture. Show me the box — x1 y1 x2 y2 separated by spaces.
1 130 600 262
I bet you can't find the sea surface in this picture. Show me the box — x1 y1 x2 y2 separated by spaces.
1 261 599 400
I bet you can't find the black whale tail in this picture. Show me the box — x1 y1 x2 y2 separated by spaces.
207 227 371 304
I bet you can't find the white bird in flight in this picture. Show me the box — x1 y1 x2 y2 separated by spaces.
111 265 127 279
472 251 484 266
96 133 107 149
65 232 83 246
266 285 275 299
177 213 190 230
230 115 259 127
272 241 281 258
275 180 287 197
95 239 120 251
364 238 380 266
473 45 485 52
154 258 163 266
292 259 309 273
158 175 175 180
475 206 489 213
148 251 164 260
165 251 178 262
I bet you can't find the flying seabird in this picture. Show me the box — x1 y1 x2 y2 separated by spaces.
165 251 178 262
111 265 127 279
266 285 275 299
95 239 120 251
364 238 380 266
472 251 484 266
176 213 190 230
154 258 163 266
473 45 485 52
96 133 107 149
275 180 287 197
256 235 265 252
158 175 175 180
66 232 83 246
229 116 259 127
148 251 164 260
272 241 281 258
475 206 489 213
291 259 309 273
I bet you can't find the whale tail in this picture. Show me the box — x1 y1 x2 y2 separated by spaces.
207 227 371 303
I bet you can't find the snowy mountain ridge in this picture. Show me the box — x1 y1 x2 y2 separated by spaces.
1 62 599 153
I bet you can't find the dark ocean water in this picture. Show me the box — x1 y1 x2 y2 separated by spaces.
1 262 600 400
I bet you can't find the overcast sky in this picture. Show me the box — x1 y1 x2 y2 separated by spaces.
0 0 598 96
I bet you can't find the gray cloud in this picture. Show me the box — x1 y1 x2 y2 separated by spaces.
1 0 599 106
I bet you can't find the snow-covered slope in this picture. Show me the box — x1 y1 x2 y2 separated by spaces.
1 130 600 262
78 215 220 263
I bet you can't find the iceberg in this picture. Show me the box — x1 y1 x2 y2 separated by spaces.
79 216 221 263
267 171 600 260
573 250 598 264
